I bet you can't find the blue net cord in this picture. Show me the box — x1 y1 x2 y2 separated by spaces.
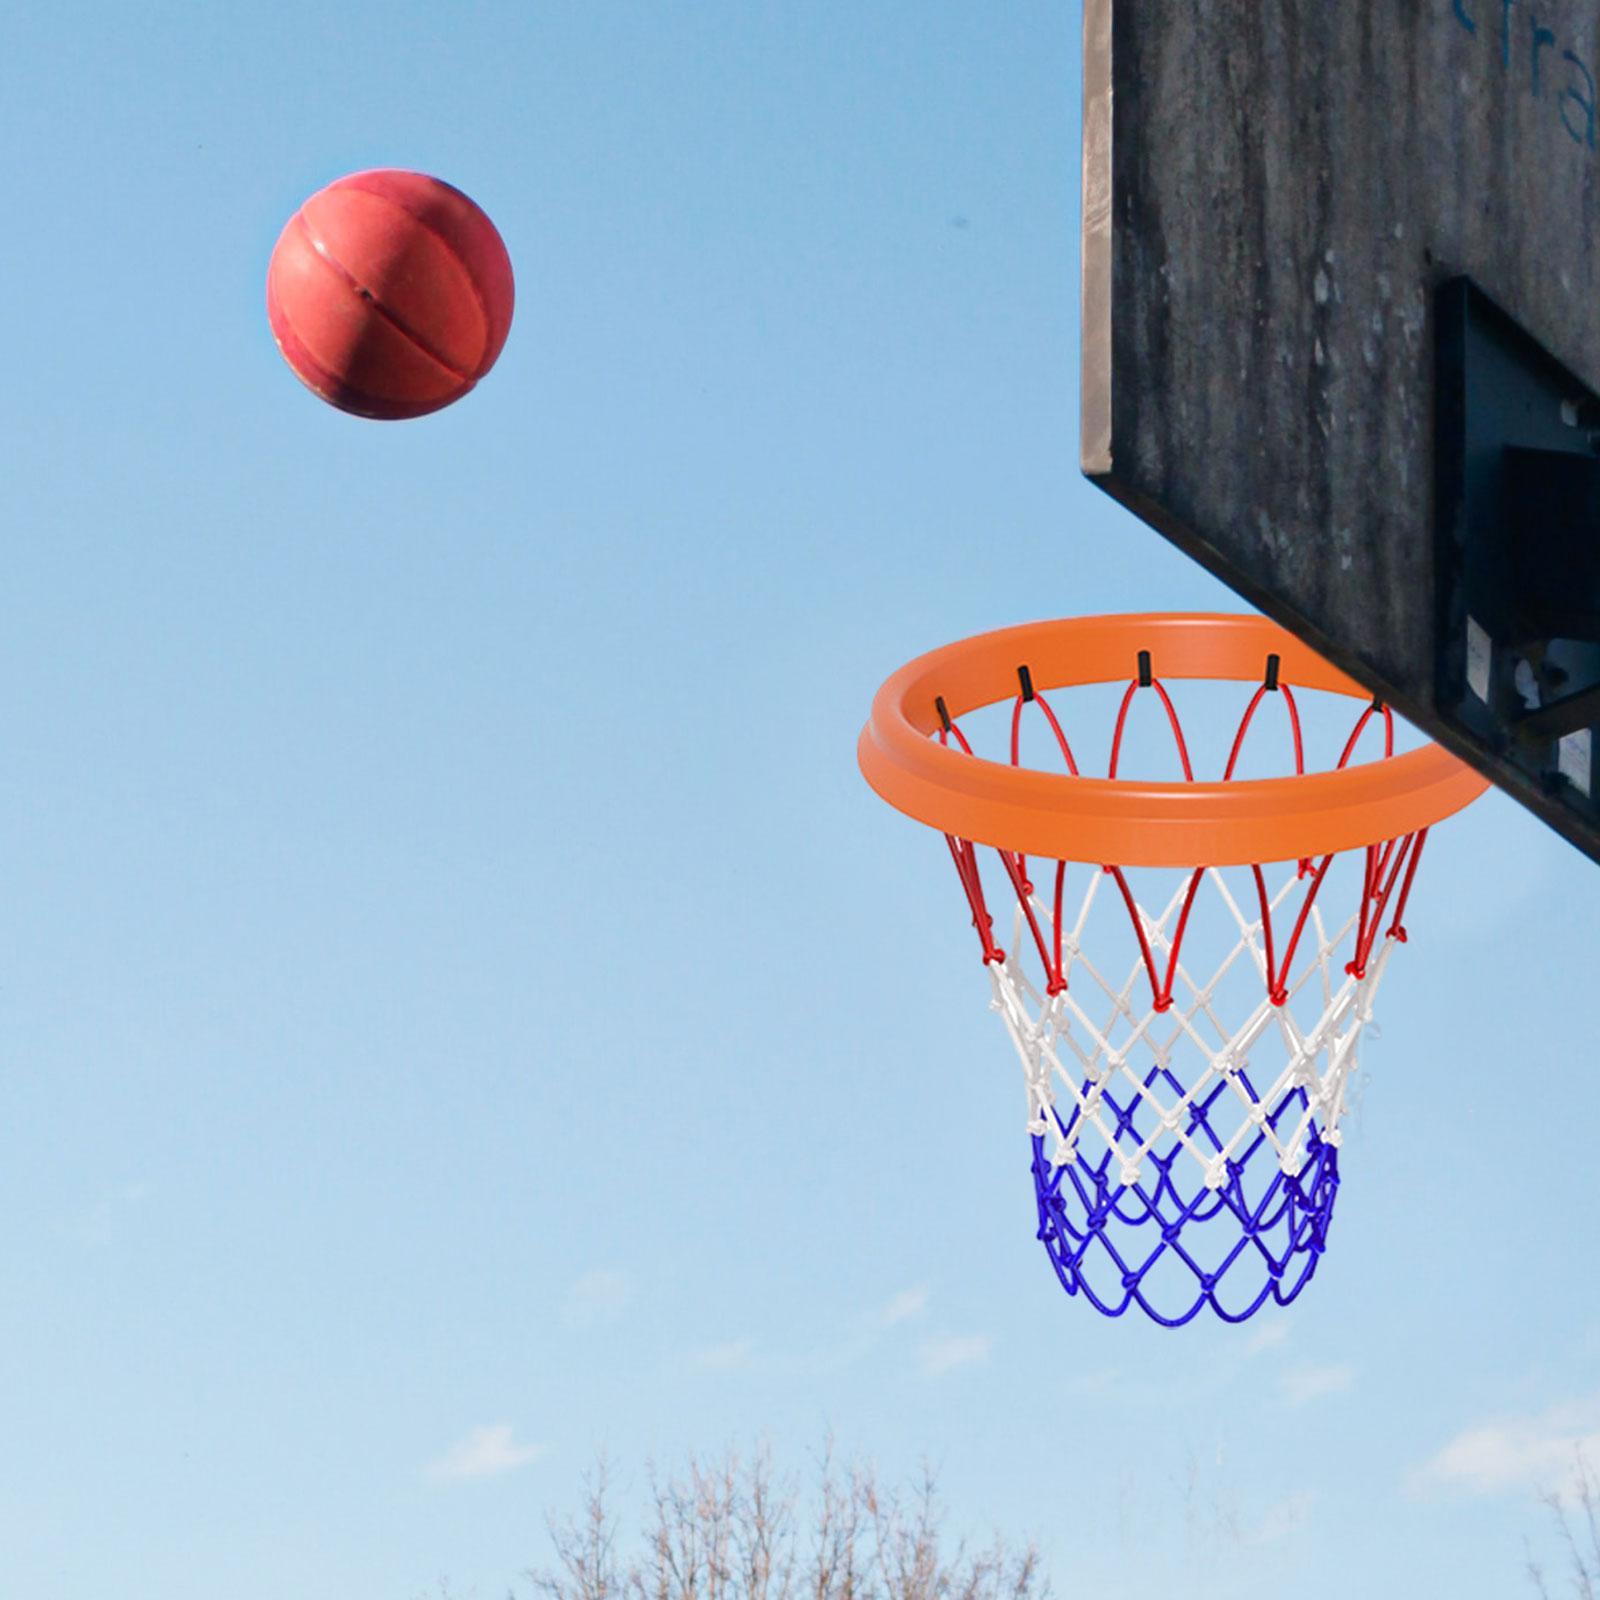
1031 1078 1340 1326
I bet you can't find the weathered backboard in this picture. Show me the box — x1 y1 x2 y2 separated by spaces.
1082 0 1600 861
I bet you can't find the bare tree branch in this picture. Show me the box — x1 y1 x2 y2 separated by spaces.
1526 1449 1600 1599
525 1447 1047 1600
531 1457 623 1600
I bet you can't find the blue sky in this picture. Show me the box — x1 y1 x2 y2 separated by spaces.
0 3 1595 1597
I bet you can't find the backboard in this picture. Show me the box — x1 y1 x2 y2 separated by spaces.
1082 0 1600 862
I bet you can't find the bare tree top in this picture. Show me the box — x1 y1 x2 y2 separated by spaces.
528 1448 1048 1600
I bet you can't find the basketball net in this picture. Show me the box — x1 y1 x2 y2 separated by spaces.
942 675 1423 1326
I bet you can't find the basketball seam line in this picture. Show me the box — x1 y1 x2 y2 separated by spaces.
293 213 480 387
337 177 502 362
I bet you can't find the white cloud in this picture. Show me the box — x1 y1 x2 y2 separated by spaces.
1063 1366 1122 1398
1242 1490 1316 1546
70 1182 152 1246
917 1335 991 1377
877 1287 929 1327
562 1269 632 1329
1417 1397 1600 1497
692 1340 754 1372
1278 1363 1355 1407
1246 1321 1291 1356
427 1424 544 1483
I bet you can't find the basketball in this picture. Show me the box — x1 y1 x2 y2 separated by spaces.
266 169 515 420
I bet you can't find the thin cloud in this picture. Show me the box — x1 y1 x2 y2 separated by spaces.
1278 1364 1354 1407
1246 1321 1291 1356
1242 1490 1316 1546
918 1334 991 1377
1063 1366 1122 1398
1416 1397 1600 1496
562 1269 632 1329
692 1340 754 1372
427 1424 545 1483
876 1287 929 1327
69 1182 152 1247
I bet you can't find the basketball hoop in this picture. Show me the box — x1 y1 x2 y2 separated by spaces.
859 614 1489 1326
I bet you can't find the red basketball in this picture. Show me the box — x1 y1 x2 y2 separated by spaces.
267 169 515 420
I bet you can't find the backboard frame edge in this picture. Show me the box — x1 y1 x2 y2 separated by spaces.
1080 0 1112 478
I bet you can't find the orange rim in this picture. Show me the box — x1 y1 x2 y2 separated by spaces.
858 613 1490 867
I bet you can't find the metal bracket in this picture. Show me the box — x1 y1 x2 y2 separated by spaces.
1436 277 1600 814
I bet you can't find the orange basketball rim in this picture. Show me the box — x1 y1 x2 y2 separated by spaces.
858 613 1487 868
